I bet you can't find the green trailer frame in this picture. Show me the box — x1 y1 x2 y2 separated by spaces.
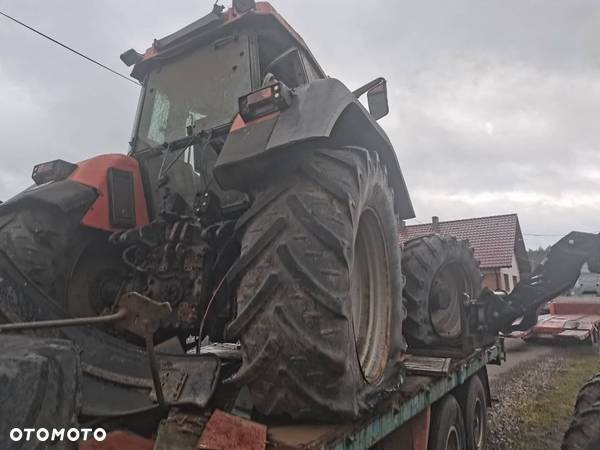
266 340 504 449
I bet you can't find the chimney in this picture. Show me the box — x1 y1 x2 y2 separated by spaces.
399 220 406 230
432 216 440 233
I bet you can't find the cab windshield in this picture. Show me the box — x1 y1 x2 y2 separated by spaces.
133 34 253 151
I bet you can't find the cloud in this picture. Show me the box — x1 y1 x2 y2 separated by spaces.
0 0 598 249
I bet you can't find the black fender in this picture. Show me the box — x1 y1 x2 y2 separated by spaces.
0 179 98 216
213 77 415 220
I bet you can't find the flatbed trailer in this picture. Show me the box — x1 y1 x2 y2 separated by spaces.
506 297 600 344
193 340 504 450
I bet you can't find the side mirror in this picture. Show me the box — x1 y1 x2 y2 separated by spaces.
263 48 308 89
352 77 389 120
367 80 389 120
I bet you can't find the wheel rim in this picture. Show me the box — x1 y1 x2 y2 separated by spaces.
473 397 484 449
429 261 473 338
67 241 125 317
350 209 391 384
446 425 461 450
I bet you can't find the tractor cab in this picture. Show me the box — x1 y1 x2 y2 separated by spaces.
123 1 325 217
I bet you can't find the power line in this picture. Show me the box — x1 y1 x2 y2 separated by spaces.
0 10 141 86
523 232 599 237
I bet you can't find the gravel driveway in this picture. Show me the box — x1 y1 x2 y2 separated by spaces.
487 341 599 450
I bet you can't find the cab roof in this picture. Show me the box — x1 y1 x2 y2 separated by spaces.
130 2 325 82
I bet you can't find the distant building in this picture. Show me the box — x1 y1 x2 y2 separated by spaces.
399 213 531 292
571 263 600 296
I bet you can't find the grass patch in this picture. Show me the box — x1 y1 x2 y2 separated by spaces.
514 348 600 450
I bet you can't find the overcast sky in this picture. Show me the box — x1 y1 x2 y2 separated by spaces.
0 0 599 249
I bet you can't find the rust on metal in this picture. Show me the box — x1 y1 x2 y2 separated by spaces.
115 292 172 337
154 410 209 449
197 409 267 450
150 368 188 403
79 430 154 450
0 308 127 332
81 362 154 388
146 334 165 405
177 302 198 325
113 292 173 406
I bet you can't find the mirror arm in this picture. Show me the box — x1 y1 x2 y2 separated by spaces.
352 77 386 98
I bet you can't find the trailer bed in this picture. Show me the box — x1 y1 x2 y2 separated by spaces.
264 341 503 449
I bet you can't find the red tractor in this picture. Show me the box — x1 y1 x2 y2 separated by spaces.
1 2 600 449
0 0 421 432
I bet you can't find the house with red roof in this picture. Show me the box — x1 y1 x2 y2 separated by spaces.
399 213 530 292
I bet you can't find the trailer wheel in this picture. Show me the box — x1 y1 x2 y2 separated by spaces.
429 395 466 450
228 147 405 420
460 375 488 450
403 235 481 348
562 403 600 450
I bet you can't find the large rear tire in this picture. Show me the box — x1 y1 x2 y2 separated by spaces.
227 146 406 420
0 205 76 303
402 235 481 349
0 204 120 316
0 334 80 450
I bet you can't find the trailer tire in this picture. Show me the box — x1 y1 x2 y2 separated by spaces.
460 375 488 450
429 395 467 450
574 374 600 416
228 147 405 420
562 403 600 450
403 235 481 348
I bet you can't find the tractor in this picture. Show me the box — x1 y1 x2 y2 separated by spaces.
0 0 424 430
1 1 600 449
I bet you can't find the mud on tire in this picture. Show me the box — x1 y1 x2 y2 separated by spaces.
574 374 600 415
0 334 80 450
562 403 600 450
226 146 406 420
0 202 118 315
402 234 481 349
0 205 76 303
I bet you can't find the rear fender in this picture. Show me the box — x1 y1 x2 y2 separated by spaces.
214 77 415 219
0 179 98 216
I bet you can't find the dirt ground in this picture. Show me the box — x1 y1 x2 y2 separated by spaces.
487 339 600 450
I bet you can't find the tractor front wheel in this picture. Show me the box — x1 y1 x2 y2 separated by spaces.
402 235 481 349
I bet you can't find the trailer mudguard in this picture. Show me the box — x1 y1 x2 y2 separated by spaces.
213 77 415 220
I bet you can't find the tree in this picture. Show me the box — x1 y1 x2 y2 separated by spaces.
527 246 551 271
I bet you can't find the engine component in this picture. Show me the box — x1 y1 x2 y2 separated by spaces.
114 217 212 334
